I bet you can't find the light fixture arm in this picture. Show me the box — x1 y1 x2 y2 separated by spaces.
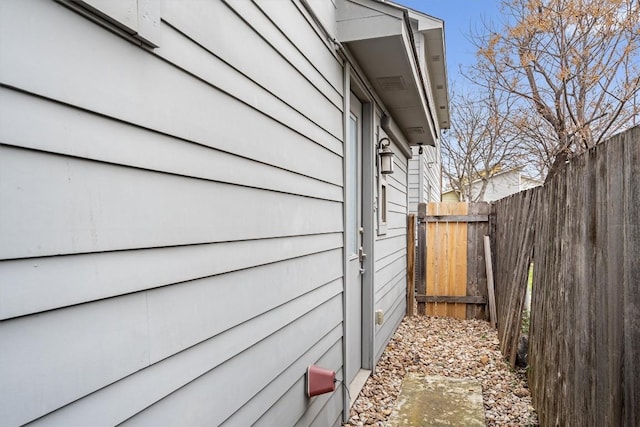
378 137 391 151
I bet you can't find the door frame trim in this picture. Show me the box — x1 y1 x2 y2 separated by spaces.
341 63 375 422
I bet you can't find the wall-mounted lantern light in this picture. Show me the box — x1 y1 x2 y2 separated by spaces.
378 137 394 175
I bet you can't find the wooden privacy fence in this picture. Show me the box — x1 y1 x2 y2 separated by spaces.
412 202 492 320
491 187 540 366
492 126 640 427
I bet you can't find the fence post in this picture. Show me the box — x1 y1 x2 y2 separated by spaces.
484 235 497 329
417 203 427 315
407 214 416 316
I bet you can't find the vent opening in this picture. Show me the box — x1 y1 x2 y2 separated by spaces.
376 76 407 91
405 127 425 135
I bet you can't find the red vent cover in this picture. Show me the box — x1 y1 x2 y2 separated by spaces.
306 365 336 397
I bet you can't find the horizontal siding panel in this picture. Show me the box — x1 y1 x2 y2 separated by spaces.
374 234 405 262
388 189 408 209
388 172 408 193
225 0 342 110
27 280 342 427
377 218 406 233
0 88 342 202
295 368 344 427
157 12 342 152
254 0 343 94
146 249 343 362
376 274 405 312
0 233 341 320
0 295 150 427
170 0 342 113
374 296 405 362
375 262 405 302
0 147 342 259
122 294 343 426
224 329 343 426
374 253 405 285
0 1 343 182
391 147 409 173
257 345 343 427
385 209 408 231
390 162 408 183
308 388 344 427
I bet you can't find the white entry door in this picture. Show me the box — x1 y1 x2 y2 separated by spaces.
345 93 363 385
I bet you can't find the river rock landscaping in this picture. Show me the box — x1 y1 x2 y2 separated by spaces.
344 316 538 426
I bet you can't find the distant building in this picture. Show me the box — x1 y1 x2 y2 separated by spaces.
442 169 542 202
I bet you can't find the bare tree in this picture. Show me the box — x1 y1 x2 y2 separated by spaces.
471 0 640 180
442 87 526 201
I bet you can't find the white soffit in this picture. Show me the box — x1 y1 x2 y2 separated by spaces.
337 0 439 146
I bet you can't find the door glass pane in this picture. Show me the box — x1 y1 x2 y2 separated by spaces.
347 114 358 256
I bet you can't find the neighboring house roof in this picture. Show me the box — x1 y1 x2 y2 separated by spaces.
337 0 449 147
442 169 543 202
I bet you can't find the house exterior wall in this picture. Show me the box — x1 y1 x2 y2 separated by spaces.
424 145 442 202
373 122 410 363
408 144 441 212
408 149 421 211
0 1 445 425
477 170 521 201
0 1 346 425
442 170 543 202
442 190 462 202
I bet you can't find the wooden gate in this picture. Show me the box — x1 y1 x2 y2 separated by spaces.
414 202 491 320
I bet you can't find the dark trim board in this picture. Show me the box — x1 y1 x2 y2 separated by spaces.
424 215 489 223
415 295 488 304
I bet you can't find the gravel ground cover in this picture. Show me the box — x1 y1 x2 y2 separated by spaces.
344 316 538 426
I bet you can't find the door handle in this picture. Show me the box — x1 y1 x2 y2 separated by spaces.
358 247 367 262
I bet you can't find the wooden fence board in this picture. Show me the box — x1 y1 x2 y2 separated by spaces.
416 295 486 304
412 202 489 320
622 131 640 427
484 236 497 328
494 126 640 427
416 204 427 315
426 202 467 318
406 214 416 317
466 203 490 320
492 188 538 366
594 141 611 427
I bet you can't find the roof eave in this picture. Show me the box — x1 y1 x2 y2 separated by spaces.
337 0 440 146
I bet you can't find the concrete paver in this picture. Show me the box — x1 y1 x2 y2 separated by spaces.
387 374 485 426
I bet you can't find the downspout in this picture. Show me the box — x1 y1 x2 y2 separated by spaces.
340 64 351 423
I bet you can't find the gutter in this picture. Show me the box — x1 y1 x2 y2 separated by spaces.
401 9 438 142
